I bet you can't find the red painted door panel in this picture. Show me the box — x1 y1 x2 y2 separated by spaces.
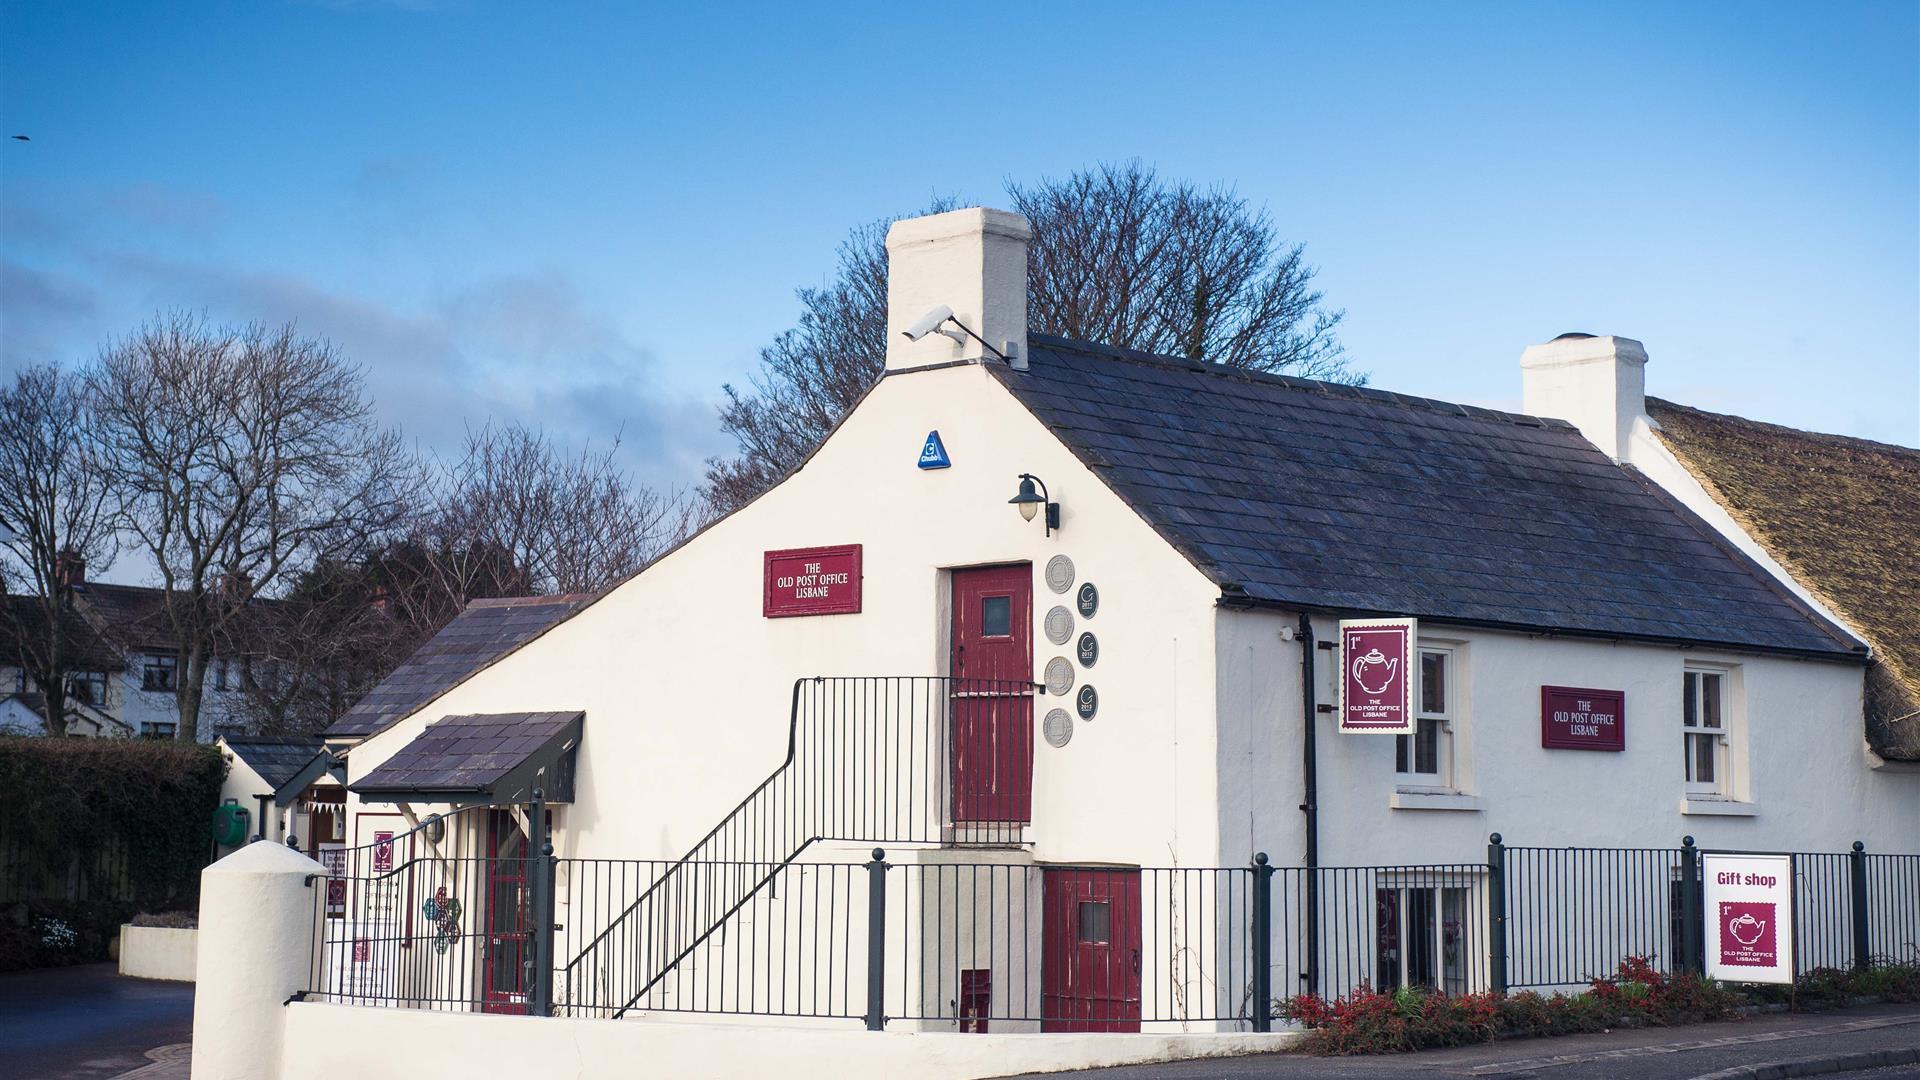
950 564 1033 824
1042 868 1143 1032
482 810 530 1014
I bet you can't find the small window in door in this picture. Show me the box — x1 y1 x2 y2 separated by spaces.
1077 900 1111 943
981 595 1012 637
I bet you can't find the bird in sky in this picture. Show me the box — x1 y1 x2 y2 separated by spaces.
10 135 27 142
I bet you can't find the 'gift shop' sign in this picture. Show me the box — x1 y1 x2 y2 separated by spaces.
1703 852 1795 984
763 545 863 618
1540 686 1626 751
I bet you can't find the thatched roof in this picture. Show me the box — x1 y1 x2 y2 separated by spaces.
1647 398 1920 761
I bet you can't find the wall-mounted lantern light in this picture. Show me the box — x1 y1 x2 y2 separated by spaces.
423 812 445 845
1009 473 1060 537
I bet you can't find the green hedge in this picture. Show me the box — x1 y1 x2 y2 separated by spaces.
0 737 226 969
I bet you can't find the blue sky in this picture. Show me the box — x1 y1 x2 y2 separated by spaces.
3 1 1916 519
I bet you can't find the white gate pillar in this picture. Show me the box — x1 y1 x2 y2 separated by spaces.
192 840 326 1080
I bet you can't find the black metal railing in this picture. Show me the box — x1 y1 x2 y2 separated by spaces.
558 676 1037 1018
308 811 1920 1025
305 803 507 1011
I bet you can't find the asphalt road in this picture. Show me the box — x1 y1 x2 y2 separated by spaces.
1016 1005 1920 1080
0 963 193 1080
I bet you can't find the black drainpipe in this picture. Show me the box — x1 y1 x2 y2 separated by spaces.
1297 613 1320 997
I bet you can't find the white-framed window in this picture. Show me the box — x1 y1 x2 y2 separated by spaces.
1683 667 1729 795
1375 881 1479 994
1396 647 1454 788
139 720 176 740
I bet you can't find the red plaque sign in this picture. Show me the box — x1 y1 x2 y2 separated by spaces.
1540 685 1625 751
1339 618 1416 734
763 544 862 618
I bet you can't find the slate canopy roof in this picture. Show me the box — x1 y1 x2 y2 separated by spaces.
222 734 327 790
993 335 1861 659
351 711 582 804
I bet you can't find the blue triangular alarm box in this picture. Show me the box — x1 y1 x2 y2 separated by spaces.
918 430 951 470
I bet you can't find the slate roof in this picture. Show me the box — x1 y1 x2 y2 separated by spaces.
74 583 178 652
223 734 326 789
993 335 1860 658
325 595 591 740
351 710 582 800
0 595 127 672
1647 398 1920 759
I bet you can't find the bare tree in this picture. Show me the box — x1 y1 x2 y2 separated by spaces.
1013 163 1348 377
91 312 415 741
217 420 688 736
0 365 120 735
423 420 685 598
703 163 1358 512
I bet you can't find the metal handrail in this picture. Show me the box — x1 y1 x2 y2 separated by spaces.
559 674 1039 1017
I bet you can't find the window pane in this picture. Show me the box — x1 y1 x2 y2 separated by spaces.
1077 900 1110 944
1395 734 1410 773
1702 674 1722 729
981 596 1011 637
1691 733 1716 783
1683 672 1698 728
1421 652 1446 715
1415 718 1439 774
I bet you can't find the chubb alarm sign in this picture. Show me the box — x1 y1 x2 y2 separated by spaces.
1702 852 1795 985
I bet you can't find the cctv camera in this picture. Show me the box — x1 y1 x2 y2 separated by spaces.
902 305 961 343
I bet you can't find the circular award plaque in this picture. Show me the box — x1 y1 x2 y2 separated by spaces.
1044 657 1075 696
1044 605 1074 645
1075 684 1099 720
1043 708 1074 748
1045 554 1076 594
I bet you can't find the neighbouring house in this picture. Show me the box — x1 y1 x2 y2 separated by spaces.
315 207 1917 1030
216 734 347 857
0 586 136 737
0 555 264 741
1642 397 1920 765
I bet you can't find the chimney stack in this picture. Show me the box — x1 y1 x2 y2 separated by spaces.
884 207 1031 373
54 549 86 588
1520 333 1649 461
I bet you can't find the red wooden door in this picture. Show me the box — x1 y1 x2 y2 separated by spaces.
1042 868 1142 1032
482 810 530 1014
949 564 1033 824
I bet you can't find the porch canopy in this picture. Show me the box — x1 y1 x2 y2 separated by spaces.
349 710 583 806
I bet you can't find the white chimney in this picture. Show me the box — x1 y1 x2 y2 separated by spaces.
1520 333 1649 461
884 207 1031 372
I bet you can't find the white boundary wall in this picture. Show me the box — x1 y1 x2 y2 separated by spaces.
279 1002 1298 1080
119 925 198 982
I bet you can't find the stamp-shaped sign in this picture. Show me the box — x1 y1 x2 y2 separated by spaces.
1703 852 1795 984
1339 618 1416 734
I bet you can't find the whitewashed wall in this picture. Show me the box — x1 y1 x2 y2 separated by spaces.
347 362 1222 875
1216 606 1917 867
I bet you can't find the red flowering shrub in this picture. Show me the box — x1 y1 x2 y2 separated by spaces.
1279 955 1742 1055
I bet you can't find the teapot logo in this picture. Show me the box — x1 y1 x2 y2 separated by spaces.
1351 648 1399 696
1727 912 1766 947
1718 901 1778 966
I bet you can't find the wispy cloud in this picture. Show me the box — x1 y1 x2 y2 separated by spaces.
0 188 726 494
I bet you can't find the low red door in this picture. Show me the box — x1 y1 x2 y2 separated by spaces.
1043 868 1142 1032
482 810 531 1014
949 564 1033 824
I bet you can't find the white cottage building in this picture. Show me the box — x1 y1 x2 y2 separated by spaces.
316 207 1917 1030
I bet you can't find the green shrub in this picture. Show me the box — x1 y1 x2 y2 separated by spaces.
0 737 225 971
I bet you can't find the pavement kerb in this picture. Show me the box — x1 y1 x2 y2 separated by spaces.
1691 1046 1920 1080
